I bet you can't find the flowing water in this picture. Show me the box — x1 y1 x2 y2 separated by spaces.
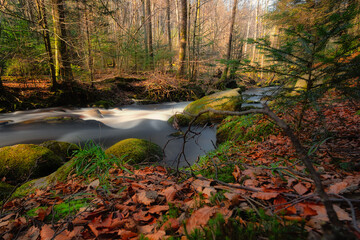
0 86 280 166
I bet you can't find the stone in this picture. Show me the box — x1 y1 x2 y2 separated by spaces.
40 140 78 162
105 138 163 164
0 144 63 184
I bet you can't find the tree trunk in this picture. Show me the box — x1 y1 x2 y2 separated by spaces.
220 0 238 83
51 0 73 83
177 0 187 77
190 0 201 81
251 0 260 63
166 0 172 70
145 0 154 70
83 0 94 86
35 0 57 90
142 0 149 66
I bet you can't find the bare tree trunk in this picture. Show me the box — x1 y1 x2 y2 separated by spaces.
51 0 73 83
166 0 172 70
190 0 201 81
35 0 57 90
251 0 260 63
83 0 94 86
145 0 154 70
220 0 238 83
177 0 187 77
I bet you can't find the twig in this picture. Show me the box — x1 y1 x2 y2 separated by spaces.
331 193 360 233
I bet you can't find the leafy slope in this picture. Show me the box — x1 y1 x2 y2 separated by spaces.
0 98 359 240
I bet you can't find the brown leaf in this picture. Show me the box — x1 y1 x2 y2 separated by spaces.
232 165 241 182
328 182 348 194
40 224 55 240
251 192 279 200
293 183 309 195
185 206 216 233
133 211 153 222
136 191 158 205
162 186 178 202
160 218 180 232
117 229 137 239
146 230 166 240
54 226 83 240
137 224 155 234
148 205 169 214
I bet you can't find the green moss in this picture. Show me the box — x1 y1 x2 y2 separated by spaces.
40 140 79 161
25 198 91 221
0 182 15 200
92 100 114 109
105 138 163 164
0 144 63 183
169 89 242 127
11 160 75 199
168 113 192 126
216 115 277 144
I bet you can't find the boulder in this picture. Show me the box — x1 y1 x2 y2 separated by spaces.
11 159 75 199
0 144 63 183
0 182 15 200
105 138 163 164
168 88 242 127
40 140 78 161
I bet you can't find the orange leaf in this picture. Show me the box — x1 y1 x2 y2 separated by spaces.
148 205 169 214
252 192 279 200
302 205 317 217
117 229 137 239
185 206 216 233
162 186 178 202
293 183 308 195
328 182 348 194
146 230 166 240
40 224 55 240
135 190 158 205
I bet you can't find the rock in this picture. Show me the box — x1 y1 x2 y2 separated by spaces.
40 140 79 162
0 144 63 184
0 182 15 200
11 159 75 199
168 88 242 127
105 138 163 164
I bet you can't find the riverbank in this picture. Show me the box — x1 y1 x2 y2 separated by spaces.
0 73 209 113
0 91 359 239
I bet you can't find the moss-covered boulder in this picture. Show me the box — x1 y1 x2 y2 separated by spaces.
11 159 75 199
0 182 15 200
0 144 63 183
105 138 163 164
40 140 78 161
168 88 242 127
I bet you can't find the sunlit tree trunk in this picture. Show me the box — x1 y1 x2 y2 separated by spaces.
145 0 154 70
83 0 94 86
177 0 187 76
190 0 201 81
251 0 260 63
35 0 57 90
51 0 73 83
166 0 172 70
220 0 238 82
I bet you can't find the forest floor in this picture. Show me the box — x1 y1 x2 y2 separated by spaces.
0 91 359 239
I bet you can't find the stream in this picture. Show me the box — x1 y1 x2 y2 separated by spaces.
0 86 280 167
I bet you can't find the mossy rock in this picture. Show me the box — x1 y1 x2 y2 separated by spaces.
169 88 242 127
0 182 15 200
0 144 63 184
105 138 163 164
11 159 75 199
216 115 277 144
40 140 78 161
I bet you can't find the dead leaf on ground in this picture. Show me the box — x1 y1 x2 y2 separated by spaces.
40 224 55 240
328 182 348 194
148 205 169 214
293 183 309 195
135 190 158 205
146 230 166 240
185 206 216 233
252 192 279 200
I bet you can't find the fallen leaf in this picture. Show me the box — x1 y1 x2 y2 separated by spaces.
148 205 169 214
202 187 216 197
40 224 55 240
137 224 155 234
18 226 40 240
328 182 348 194
232 165 241 182
293 183 308 195
160 218 180 231
136 190 158 205
117 229 137 239
146 230 166 240
162 186 177 202
252 192 279 200
185 206 216 233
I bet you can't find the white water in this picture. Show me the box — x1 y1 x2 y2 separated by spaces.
0 102 216 167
